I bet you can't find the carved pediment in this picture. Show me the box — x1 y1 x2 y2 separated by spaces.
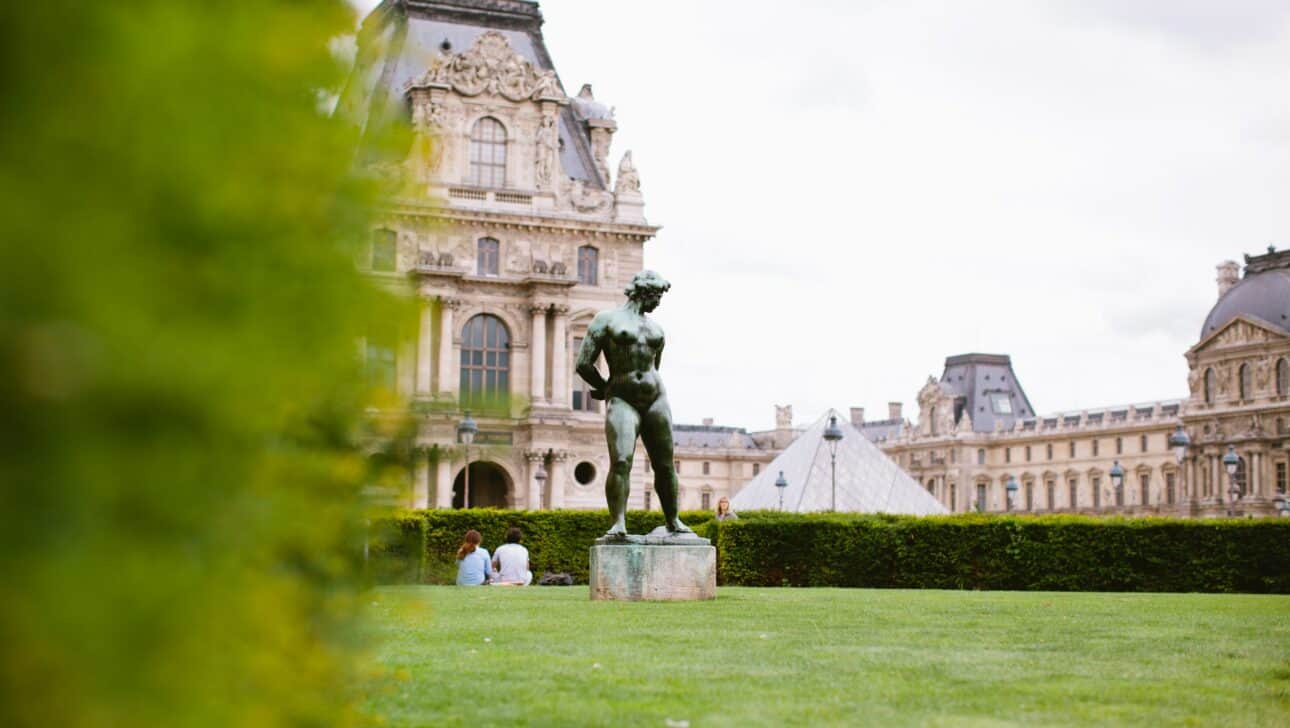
404 31 564 103
1189 315 1289 357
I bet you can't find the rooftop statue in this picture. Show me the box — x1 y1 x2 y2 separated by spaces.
576 271 692 538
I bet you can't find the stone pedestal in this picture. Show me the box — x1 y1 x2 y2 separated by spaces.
589 530 716 601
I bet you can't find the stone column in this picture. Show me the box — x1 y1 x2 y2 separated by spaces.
549 451 568 509
550 305 569 408
530 305 547 404
1251 450 1262 496
412 450 430 509
416 299 434 396
524 450 545 510
437 298 458 400
435 455 453 509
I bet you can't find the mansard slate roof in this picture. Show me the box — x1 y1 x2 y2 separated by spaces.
939 353 1036 433
672 424 760 450
1201 247 1290 339
339 0 606 188
730 411 946 515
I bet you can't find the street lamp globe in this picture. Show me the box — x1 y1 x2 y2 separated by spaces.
1109 460 1124 490
1167 424 1190 464
1005 475 1019 511
457 411 478 446
1222 445 1239 476
1275 493 1289 517
823 415 843 448
774 470 788 511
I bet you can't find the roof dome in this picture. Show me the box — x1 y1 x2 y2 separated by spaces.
1200 248 1290 338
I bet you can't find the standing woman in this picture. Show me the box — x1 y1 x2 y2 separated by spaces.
715 496 738 521
455 529 494 586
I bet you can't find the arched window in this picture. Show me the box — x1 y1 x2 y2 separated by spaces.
476 237 499 276
468 117 507 187
1278 358 1290 397
1239 363 1251 400
1204 367 1216 404
577 245 598 285
459 314 510 409
701 489 712 510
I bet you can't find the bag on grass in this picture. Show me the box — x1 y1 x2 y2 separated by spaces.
538 572 573 586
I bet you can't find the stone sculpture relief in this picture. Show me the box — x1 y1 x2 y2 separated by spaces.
534 115 559 189
614 151 640 196
405 31 566 103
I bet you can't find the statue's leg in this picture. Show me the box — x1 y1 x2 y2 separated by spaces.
603 396 640 537
641 395 692 534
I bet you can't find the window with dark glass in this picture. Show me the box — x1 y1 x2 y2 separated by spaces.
1115 437 1123 455
950 483 957 512
753 463 760 476
1092 439 1100 456
975 483 987 511
459 314 510 410
1139 474 1150 505
1204 368 1216 403
571 336 600 413
1024 446 1031 462
977 448 986 465
1005 448 1011 464
371 229 396 272
577 245 598 286
468 116 507 187
701 491 711 510
1046 443 1053 460
477 237 499 276
644 490 652 510
1278 358 1290 397
1092 476 1102 508
1140 434 1148 452
1276 461 1287 494
702 461 710 475
1239 363 1251 400
1069 441 1076 458
1068 479 1077 509
1025 482 1034 510
1165 472 1176 504
674 460 681 474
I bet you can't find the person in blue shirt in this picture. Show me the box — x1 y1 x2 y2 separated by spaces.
455 529 494 586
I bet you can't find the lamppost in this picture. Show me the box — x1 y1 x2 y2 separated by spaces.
1005 476 1018 512
457 411 478 508
1223 445 1240 517
775 470 788 511
1168 424 1190 507
533 461 547 511
823 415 844 511
1109 460 1124 510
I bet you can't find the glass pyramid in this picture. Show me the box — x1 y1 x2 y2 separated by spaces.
730 409 948 515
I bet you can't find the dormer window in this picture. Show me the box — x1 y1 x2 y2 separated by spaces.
991 394 1012 415
468 117 507 187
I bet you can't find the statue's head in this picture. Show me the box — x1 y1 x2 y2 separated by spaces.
624 270 670 312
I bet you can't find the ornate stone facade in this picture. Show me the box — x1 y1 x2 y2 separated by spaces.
345 1 664 511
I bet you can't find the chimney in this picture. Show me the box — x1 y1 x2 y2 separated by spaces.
888 402 903 421
850 407 865 428
775 405 792 430
701 417 714 427
1216 260 1239 298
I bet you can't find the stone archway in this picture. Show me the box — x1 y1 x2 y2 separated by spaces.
452 461 511 508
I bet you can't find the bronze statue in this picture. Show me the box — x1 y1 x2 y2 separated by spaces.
576 270 692 537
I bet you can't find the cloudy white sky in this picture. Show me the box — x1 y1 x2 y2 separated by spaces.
352 0 1290 431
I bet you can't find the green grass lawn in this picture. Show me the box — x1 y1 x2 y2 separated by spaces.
360 586 1290 727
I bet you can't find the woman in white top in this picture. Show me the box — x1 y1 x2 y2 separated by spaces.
491 527 532 586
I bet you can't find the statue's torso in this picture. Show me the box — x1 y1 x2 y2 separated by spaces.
601 310 665 408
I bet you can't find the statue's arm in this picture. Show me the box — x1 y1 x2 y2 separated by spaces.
576 319 608 398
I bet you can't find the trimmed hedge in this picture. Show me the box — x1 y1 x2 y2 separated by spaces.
370 509 717 585
718 513 1290 593
369 511 1290 593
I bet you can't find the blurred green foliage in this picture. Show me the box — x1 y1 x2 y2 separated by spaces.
0 1 413 725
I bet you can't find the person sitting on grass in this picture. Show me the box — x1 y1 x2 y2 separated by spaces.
716 496 738 521
455 529 493 586
490 527 533 586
